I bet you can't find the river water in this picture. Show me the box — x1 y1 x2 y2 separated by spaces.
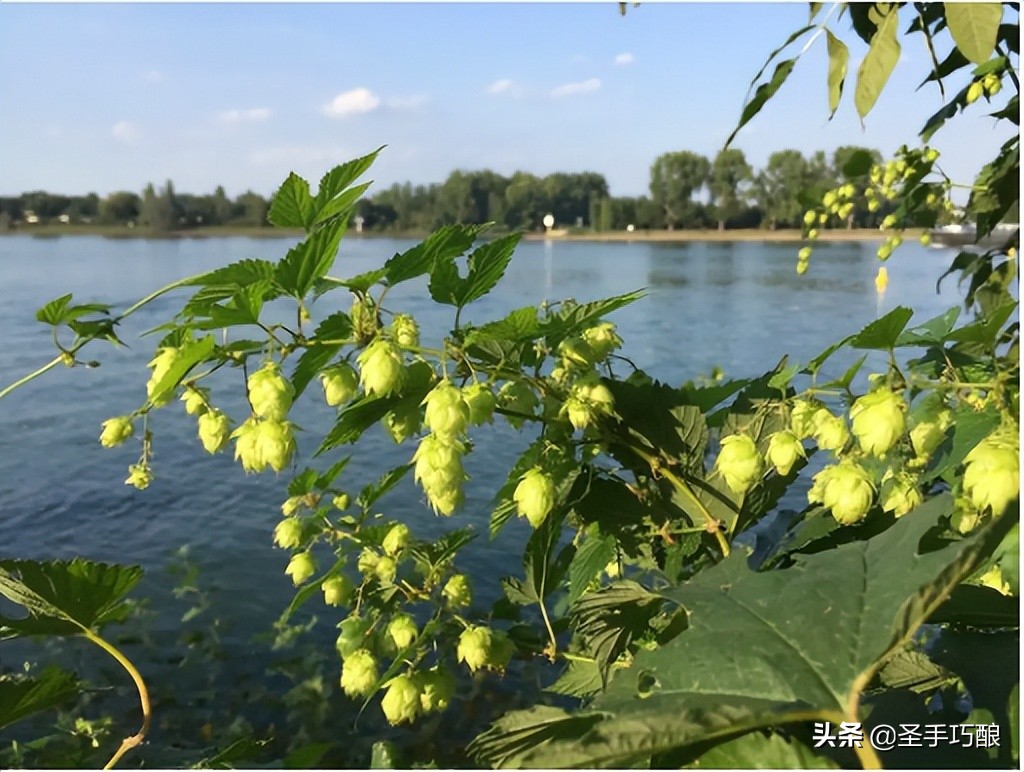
0 233 967 761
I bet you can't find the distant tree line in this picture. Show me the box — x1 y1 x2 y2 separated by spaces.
0 145 892 233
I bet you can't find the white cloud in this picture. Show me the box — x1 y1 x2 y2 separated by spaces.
386 95 429 110
111 121 139 143
322 87 381 118
485 78 515 96
550 78 601 98
614 52 635 66
218 107 272 123
143 70 164 83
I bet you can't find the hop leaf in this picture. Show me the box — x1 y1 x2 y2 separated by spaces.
498 380 539 429
336 617 371 659
320 363 359 407
146 347 180 407
558 337 596 369
380 674 422 725
513 468 556 528
340 649 379 698
714 434 764 495
99 416 134 448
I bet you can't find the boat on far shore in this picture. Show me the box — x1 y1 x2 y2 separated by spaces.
929 221 1019 249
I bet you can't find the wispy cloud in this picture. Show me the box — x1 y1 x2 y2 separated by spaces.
322 87 381 118
218 107 272 124
386 94 429 110
142 70 164 83
614 52 634 66
111 121 139 143
485 78 516 96
249 145 351 166
550 78 601 98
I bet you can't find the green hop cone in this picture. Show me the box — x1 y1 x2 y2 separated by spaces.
336 617 371 659
978 565 1011 596
380 674 422 726
983 72 1002 96
285 551 317 586
457 625 494 673
558 337 596 370
879 471 922 518
908 393 952 462
385 400 422 444
498 380 539 429
382 523 411 556
253 420 297 473
232 418 263 472
790 399 823 439
99 416 134 448
340 649 379 699
811 408 851 452
391 313 420 348
442 573 472 608
412 434 467 516
514 467 556 528
387 613 418 650
333 493 351 510
273 517 304 549
247 362 295 421
808 462 875 525
357 339 407 397
463 383 496 426
417 668 455 713
963 433 1019 515
765 430 806 476
180 386 209 416
197 410 232 454
581 322 622 360
714 434 765 495
966 80 984 104
146 346 180 407
322 575 355 607
422 381 471 437
281 496 303 516
125 463 153 490
374 556 398 585
562 396 593 431
320 363 359 407
850 387 907 456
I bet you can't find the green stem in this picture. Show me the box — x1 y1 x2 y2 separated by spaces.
0 355 64 400
81 629 151 770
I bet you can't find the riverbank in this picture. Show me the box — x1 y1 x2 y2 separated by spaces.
1 224 917 242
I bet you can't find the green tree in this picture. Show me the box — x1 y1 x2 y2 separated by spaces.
752 149 820 229
233 190 269 227
649 150 710 229
831 145 884 227
708 148 753 231
99 192 140 224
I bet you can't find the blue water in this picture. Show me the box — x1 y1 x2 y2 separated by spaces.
0 233 968 761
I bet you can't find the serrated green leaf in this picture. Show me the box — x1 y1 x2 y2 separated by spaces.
728 59 798 147
921 82 972 143
483 495 1009 768
339 267 388 294
428 233 521 308
840 149 876 179
465 306 541 347
184 258 278 290
384 224 486 287
275 220 346 298
826 29 849 117
539 290 646 346
877 647 961 693
285 742 335 770
803 334 855 375
0 667 82 729
357 464 412 511
287 468 320 497
35 293 73 325
316 394 401 454
688 731 840 769
290 312 353 398
0 559 143 639
855 4 901 119
313 182 370 228
568 529 617 605
895 306 962 346
546 658 604 698
147 335 216 406
850 305 914 350
269 172 314 230
944 2 1002 64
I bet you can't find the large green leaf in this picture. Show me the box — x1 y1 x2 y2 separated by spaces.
850 305 914 350
428 233 521 308
275 220 347 298
686 730 839 768
472 495 1010 767
944 2 1002 64
727 59 797 147
0 667 82 729
289 312 353 398
147 335 216 406
855 4 901 119
384 224 487 287
268 172 315 230
825 29 849 118
538 290 645 346
314 148 382 214
0 559 143 638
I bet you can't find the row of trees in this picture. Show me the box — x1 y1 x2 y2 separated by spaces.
1 146 888 233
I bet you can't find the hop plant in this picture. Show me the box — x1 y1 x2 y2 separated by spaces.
374 556 398 584
417 668 455 713
790 399 823 439
380 674 422 726
333 493 351 510
387 613 418 649
382 523 411 556
581 322 622 360
514 467 556 527
197 410 232 454
879 470 923 518
765 430 805 476
809 462 876 525
423 381 471 437
908 393 952 462
811 409 851 452
357 548 380 577
391 313 420 348
442 573 472 608
978 565 1011 596
463 383 496 426
498 380 539 429
320 363 359 407
412 434 467 515
232 418 262 472
558 337 596 369
385 400 422 444
285 551 317 586
253 420 297 473
323 575 355 606
714 434 764 495
99 416 134 448
180 386 209 416
457 625 512 672
850 387 906 456
247 362 295 421
962 432 1019 515
146 347 180 407
357 339 406 397
273 517 304 549
125 463 153 490
340 649 379 698
336 617 371 659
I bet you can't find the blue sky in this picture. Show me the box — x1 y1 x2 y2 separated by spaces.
0 2 1015 199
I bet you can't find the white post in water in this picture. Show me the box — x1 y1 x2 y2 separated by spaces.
543 213 555 236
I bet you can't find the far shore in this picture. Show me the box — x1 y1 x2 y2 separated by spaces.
1 224 917 243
